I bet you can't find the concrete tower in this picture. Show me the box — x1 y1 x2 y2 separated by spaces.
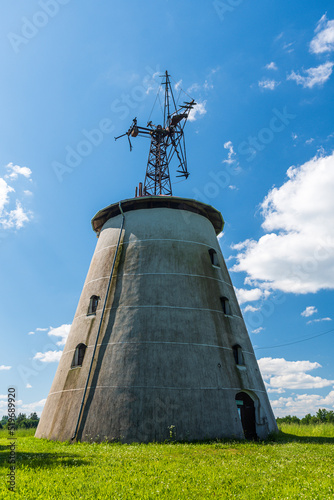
36 196 277 442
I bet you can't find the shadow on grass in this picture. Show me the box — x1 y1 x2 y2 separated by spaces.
0 449 90 469
268 430 334 445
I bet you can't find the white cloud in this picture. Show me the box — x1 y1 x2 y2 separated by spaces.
310 14 334 54
270 390 334 417
24 190 33 196
36 327 48 332
0 365 11 370
18 398 47 416
223 141 236 165
305 138 314 145
0 178 14 214
34 350 62 363
287 62 334 88
1 201 31 229
231 152 334 294
188 101 207 122
252 327 264 334
307 317 332 325
243 305 260 313
234 287 264 305
301 306 318 317
48 324 71 346
228 185 238 190
291 133 298 140
174 79 182 91
1 167 33 230
265 62 278 70
26 383 32 389
258 79 280 90
258 357 334 390
5 163 32 180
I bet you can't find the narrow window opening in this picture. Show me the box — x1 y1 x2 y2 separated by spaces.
208 248 220 267
72 343 87 368
232 344 245 366
87 295 100 316
220 296 231 316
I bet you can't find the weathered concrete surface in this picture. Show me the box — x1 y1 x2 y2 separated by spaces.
36 197 277 442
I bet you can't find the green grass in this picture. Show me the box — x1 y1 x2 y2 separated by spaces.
1 425 333 499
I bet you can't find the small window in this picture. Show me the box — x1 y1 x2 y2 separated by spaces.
220 296 231 316
72 343 86 367
208 248 220 267
87 295 100 315
232 344 244 366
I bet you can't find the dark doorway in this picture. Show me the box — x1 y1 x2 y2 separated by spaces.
235 392 258 440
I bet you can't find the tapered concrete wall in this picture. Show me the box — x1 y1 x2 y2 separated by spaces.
36 197 277 442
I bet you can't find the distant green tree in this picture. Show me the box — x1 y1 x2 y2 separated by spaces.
0 416 8 426
16 413 27 425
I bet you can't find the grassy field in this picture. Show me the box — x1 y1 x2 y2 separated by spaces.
1 425 333 499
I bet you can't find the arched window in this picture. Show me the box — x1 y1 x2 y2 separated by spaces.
87 295 100 316
72 343 87 368
208 248 220 267
232 344 244 366
220 296 231 316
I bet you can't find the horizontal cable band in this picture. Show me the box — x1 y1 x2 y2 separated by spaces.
95 237 224 256
62 341 254 356
72 305 242 323
48 385 266 397
84 272 233 289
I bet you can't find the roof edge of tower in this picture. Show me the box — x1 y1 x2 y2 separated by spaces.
91 196 224 236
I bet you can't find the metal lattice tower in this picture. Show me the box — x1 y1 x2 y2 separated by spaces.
115 71 196 196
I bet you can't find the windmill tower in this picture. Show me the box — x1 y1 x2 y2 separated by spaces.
36 72 277 442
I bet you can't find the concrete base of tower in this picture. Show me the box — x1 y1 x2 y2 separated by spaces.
35 196 278 443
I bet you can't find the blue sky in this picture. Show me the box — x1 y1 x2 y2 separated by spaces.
1 0 334 419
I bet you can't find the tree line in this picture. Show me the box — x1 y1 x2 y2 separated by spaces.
276 408 334 425
0 413 40 429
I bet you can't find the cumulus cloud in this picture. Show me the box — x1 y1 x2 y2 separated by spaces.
231 152 334 294
258 79 280 90
270 390 334 417
0 178 14 214
307 317 332 325
252 327 264 334
1 201 31 229
258 357 334 390
301 306 318 317
243 305 260 313
48 324 71 346
18 398 46 416
234 287 265 305
5 163 32 180
188 101 207 122
223 141 237 165
310 14 334 54
287 62 334 88
31 324 71 364
265 62 278 70
0 365 11 370
33 350 62 363
0 165 33 230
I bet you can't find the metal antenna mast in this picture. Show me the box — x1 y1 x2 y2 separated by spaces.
115 71 196 196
